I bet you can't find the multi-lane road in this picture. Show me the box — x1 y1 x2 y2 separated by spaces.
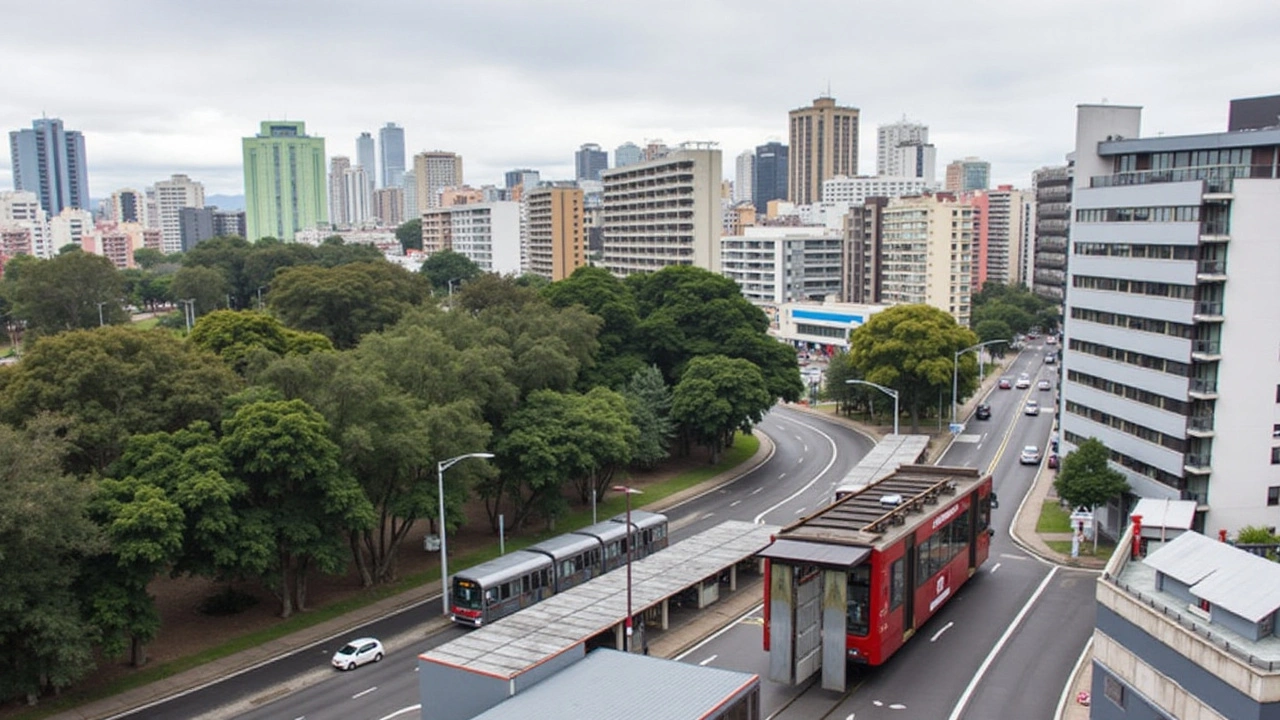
115 346 1096 720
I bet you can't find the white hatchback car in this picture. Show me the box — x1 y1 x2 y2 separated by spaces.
332 637 384 670
1015 375 1031 389
1024 400 1040 416
1019 445 1041 465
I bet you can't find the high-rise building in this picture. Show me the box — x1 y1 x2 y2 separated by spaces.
329 156 352 228
421 201 521 275
876 119 928 176
1031 163 1072 301
601 144 722 277
967 186 1027 290
8 117 90 217
402 170 419 221
734 150 754 204
788 96 860 205
944 157 991 192
343 165 372 227
753 142 788 214
720 226 843 305
842 196 890 304
108 188 146 224
821 176 933 205
505 169 540 194
178 206 215 252
153 174 205 254
614 142 643 168
242 120 327 242
373 187 404 227
48 207 93 252
0 190 52 259
525 184 585 281
891 142 937 184
413 151 463 211
575 143 608 181
378 123 405 189
356 132 376 192
212 208 246 239
1060 98 1280 536
878 194 974 326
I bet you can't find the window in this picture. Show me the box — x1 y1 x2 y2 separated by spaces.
889 558 905 612
1272 447 1280 465
1104 674 1126 708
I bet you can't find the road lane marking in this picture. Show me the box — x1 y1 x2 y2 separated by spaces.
754 416 840 524
376 707 421 720
730 500 741 507
352 686 378 699
752 487 764 494
676 604 764 661
946 567 1060 720
930 622 954 642
794 507 807 514
989 562 1001 573
701 512 715 520
699 655 718 666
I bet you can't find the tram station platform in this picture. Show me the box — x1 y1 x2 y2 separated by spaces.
419 520 778 720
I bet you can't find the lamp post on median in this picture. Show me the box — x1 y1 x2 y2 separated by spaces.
612 484 643 652
846 379 900 436
952 339 1009 425
437 452 495 617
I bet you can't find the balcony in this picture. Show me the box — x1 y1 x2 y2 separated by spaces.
1183 453 1213 475
1187 378 1218 400
1196 259 1227 282
1179 489 1208 508
1192 302 1224 322
1186 415 1215 438
1199 220 1230 243
1190 339 1221 362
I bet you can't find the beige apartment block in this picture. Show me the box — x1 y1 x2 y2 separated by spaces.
878 194 974 326
525 185 585 282
788 96 860 206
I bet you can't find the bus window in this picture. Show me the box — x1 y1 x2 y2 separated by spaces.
847 564 871 636
889 558 904 611
454 579 483 610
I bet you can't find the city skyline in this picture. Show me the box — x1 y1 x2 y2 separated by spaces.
2 1 1277 197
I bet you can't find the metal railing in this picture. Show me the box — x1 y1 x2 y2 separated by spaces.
1186 415 1215 432
1188 378 1218 395
1194 301 1223 317
1089 164 1257 190
1197 259 1226 275
1184 453 1213 468
1191 340 1221 355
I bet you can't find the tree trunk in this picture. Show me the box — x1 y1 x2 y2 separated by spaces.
295 556 310 612
350 532 373 587
129 636 147 667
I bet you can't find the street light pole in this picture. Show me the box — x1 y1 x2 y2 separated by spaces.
437 452 495 617
96 302 107 327
846 379 900 435
257 286 266 310
612 485 643 652
952 339 1009 424
181 298 196 334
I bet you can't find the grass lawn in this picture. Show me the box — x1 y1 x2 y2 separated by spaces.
6 433 761 719
1037 500 1073 533
1045 539 1117 559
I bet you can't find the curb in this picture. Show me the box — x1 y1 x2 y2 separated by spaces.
645 430 776 514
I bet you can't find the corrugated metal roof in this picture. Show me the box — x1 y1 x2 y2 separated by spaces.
470 648 758 720
835 434 930 493
422 520 778 679
1131 498 1197 534
1143 532 1280 623
757 538 871 567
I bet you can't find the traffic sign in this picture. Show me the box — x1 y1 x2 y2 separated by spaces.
949 422 964 434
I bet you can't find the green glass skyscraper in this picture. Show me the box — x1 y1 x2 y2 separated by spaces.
242 121 327 242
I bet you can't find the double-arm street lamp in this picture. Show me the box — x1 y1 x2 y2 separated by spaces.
437 452 495 616
845 379 901 436
952 339 1009 424
612 484 644 652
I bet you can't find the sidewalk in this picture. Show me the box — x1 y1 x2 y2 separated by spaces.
50 435 777 720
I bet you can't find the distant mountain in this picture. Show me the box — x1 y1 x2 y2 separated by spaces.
207 194 245 211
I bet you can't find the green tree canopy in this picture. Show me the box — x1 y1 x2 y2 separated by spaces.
847 304 980 432
624 365 675 470
670 354 772 463
268 261 430 349
420 249 482 295
1053 437 1130 510
189 309 334 375
4 251 127 335
170 264 231 316
395 218 422 253
542 266 646 389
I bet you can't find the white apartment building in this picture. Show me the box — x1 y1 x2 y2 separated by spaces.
421 201 521 275
720 226 843 307
49 207 94 254
0 190 52 258
822 176 934 206
600 145 722 277
1061 99 1280 537
734 150 754 204
876 119 928 176
153 174 205 254
879 194 974 326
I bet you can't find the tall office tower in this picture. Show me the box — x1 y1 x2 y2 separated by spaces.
8 117 90 216
525 184 585 281
153 174 205 254
944 157 991 192
788 96 860 205
876 118 928 176
878 194 973 326
505 168 540 195
356 132 376 190
420 201 521 274
734 150 755 204
1031 163 1072 301
842 196 890 304
892 142 937 184
378 123 405 189
575 143 608 181
614 142 643 168
1060 97 1280 535
967 186 1027 290
601 144 722 277
752 142 789 213
373 187 404 227
343 165 372 227
0 190 52 258
109 188 146 224
242 121 327 242
329 156 353 228
413 151 463 210
402 170 419 221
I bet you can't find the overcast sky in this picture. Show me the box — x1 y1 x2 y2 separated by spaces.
3 0 1278 198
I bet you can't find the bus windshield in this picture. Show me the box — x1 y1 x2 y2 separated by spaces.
846 563 871 637
452 578 483 610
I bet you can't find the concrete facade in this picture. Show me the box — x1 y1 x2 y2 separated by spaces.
525 185 585 281
242 121 327 242
878 194 974 326
720 226 843 306
421 201 521 275
414 151 463 211
789 97 859 205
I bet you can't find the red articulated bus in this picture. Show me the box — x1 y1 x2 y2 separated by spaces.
759 464 995 684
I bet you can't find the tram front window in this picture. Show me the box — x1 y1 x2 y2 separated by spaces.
452 578 483 610
847 564 871 636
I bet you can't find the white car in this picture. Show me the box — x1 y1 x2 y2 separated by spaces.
1037 379 1052 391
1019 445 1041 465
1024 400 1040 416
332 637 384 670
1015 375 1031 389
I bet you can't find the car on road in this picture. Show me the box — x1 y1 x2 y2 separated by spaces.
1038 379 1052 391
1047 453 1060 469
1015 375 1031 389
1020 445 1041 465
1024 400 1040 416
998 377 1012 389
332 637 384 670
1046 335 1057 345
975 403 991 420
1044 353 1057 364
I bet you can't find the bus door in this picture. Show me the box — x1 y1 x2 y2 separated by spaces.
903 534 916 635
969 496 979 570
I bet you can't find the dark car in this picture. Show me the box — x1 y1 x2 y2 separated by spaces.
998 378 1012 389
1047 453 1060 469
975 404 991 420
